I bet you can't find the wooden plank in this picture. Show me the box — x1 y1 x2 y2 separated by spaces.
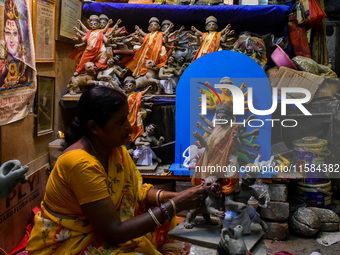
137 163 158 173
168 217 264 251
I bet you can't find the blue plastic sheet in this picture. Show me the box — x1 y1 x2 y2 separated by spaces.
83 3 290 36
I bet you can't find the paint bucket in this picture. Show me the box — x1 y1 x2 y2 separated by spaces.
271 45 297 69
297 181 332 208
293 137 331 184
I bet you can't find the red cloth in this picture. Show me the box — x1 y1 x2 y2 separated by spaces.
288 14 312 58
305 0 327 30
72 30 107 74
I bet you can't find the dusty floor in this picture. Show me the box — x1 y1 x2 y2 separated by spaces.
188 232 340 255
262 233 340 255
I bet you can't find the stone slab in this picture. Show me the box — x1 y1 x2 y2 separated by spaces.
168 217 264 251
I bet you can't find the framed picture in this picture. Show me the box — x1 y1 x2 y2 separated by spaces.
58 0 83 42
35 76 55 136
33 0 56 62
224 0 234 4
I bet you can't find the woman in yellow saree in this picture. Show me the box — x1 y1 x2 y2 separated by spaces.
26 86 205 254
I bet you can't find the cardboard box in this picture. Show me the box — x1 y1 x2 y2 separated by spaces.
271 67 325 103
0 165 49 253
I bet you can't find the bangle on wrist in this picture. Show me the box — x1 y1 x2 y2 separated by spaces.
159 204 171 222
159 190 164 204
156 189 163 206
169 199 176 215
148 208 161 227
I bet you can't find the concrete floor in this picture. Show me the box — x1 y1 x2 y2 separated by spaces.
189 233 340 255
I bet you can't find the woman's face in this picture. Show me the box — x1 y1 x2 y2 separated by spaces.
4 19 20 57
96 103 131 149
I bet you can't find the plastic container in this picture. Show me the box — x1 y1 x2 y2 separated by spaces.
271 45 297 69
48 139 64 168
297 181 332 208
293 137 331 183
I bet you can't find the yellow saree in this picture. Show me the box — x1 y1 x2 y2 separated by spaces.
26 146 175 254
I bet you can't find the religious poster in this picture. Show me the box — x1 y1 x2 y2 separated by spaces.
0 0 36 126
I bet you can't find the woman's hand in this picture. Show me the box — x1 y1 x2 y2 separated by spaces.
172 184 206 212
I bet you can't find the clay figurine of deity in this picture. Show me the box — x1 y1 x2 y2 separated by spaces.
161 20 185 56
184 176 225 229
217 225 248 255
126 17 173 77
124 76 154 142
135 59 160 93
158 55 187 94
67 62 97 95
192 103 261 197
88 54 127 94
70 15 121 75
182 141 205 169
133 124 164 166
187 16 234 62
223 172 268 235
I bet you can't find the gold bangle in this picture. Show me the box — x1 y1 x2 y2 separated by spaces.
148 208 161 227
169 199 176 215
159 190 164 204
155 189 163 206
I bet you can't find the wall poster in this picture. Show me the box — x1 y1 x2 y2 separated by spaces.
0 0 36 126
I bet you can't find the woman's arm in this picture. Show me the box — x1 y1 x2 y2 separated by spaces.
81 184 205 245
145 188 178 207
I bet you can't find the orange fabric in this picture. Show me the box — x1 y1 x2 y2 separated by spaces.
127 31 168 77
192 32 221 62
44 149 110 217
75 30 107 74
69 46 86 64
192 125 240 195
128 92 144 142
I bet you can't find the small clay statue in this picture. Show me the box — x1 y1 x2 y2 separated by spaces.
135 59 160 92
124 76 154 142
191 102 261 193
71 15 121 75
126 17 173 77
158 55 187 94
217 225 248 255
224 172 268 234
194 105 260 160
184 176 225 229
252 153 275 172
89 54 128 94
67 62 97 95
187 16 234 62
133 124 164 165
161 20 185 55
0 160 28 200
182 142 205 168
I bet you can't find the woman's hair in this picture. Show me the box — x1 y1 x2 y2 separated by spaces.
64 86 127 148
